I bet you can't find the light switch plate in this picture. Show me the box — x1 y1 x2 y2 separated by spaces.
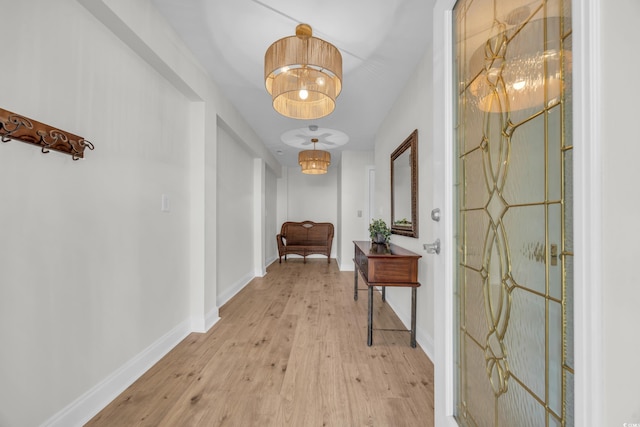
161 194 170 212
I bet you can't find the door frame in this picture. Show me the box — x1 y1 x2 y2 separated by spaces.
431 0 603 426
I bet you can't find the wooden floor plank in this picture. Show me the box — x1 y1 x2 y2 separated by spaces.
86 259 435 426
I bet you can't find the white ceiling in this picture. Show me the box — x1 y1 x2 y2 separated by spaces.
151 0 435 168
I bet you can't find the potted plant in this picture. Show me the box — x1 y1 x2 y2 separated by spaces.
369 218 391 245
394 218 411 226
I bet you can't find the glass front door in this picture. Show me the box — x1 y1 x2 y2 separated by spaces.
453 0 573 425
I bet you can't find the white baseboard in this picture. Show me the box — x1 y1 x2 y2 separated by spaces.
385 294 435 361
265 255 278 267
41 282 433 427
339 264 433 357
216 272 254 308
41 319 192 427
339 260 355 271
205 306 220 331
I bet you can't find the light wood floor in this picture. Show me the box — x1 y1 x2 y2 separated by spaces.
87 259 435 426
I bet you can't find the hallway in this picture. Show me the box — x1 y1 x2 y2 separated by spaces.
86 259 435 426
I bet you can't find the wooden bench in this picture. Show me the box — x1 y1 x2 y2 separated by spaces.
277 221 334 264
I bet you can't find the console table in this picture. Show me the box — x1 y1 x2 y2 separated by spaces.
353 241 421 347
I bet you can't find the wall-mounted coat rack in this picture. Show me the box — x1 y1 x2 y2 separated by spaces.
0 107 94 160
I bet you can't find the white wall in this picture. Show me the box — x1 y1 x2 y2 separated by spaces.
600 0 640 424
276 170 289 235
216 126 255 306
0 0 282 425
338 151 375 269
265 167 279 265
0 2 193 426
337 161 343 262
283 166 339 260
373 51 435 357
201 104 217 329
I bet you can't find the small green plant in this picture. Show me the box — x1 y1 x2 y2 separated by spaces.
369 218 391 244
394 218 411 225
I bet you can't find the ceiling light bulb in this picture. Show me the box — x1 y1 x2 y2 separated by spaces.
299 89 309 100
316 77 325 86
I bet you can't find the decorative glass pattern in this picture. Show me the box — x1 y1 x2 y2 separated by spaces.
453 0 573 425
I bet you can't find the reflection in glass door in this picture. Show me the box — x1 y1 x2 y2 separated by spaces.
453 0 573 425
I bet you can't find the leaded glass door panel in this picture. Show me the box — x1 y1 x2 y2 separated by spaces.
453 0 573 425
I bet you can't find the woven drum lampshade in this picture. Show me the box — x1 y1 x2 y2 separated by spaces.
265 24 342 120
298 138 331 174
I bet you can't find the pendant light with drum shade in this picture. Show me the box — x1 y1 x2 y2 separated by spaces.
264 24 342 119
298 138 331 174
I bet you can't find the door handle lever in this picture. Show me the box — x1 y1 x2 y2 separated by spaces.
423 238 441 255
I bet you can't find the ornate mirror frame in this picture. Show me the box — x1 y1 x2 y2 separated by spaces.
390 129 418 237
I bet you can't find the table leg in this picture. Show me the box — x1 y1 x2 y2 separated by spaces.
382 286 386 302
410 287 417 348
353 268 358 301
367 286 374 346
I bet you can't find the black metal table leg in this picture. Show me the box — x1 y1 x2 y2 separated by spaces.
410 287 417 348
367 286 374 346
354 268 358 301
381 286 386 302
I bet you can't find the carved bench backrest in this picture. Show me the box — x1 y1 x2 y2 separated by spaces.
281 221 334 245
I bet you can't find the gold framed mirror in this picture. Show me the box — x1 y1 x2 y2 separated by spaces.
391 129 418 238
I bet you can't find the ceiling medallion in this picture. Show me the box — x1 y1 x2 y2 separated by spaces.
282 126 349 175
